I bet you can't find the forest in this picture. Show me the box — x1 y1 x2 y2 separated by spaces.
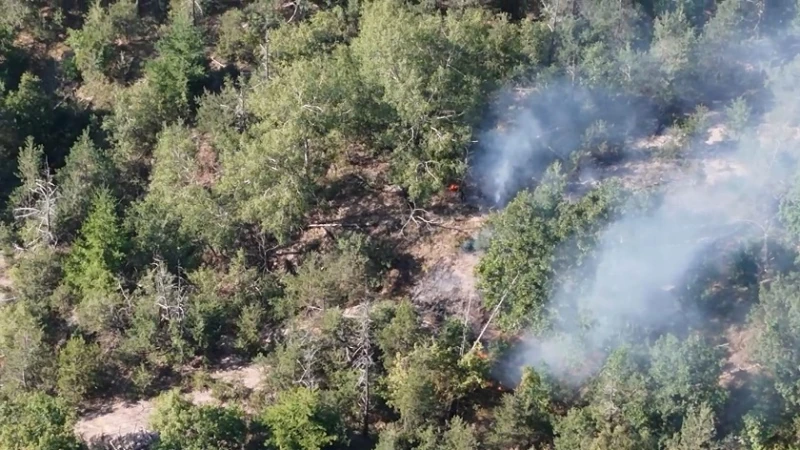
2 0 800 448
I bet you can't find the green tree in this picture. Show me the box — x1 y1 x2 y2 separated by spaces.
121 260 193 367
262 387 338 450
66 0 116 78
0 392 82 450
750 275 800 408
65 189 126 333
145 10 205 119
268 7 350 65
352 0 524 200
9 246 63 314
489 367 553 449
3 73 52 145
648 333 727 426
218 48 374 241
103 79 163 185
385 344 440 432
696 0 759 91
385 342 487 432
7 137 60 248
476 165 622 331
443 416 479 450
65 189 124 294
195 79 248 152
125 196 195 270
475 166 567 332
649 8 697 104
7 136 46 211
56 131 113 239
724 97 751 140
130 123 231 263
56 335 103 405
377 300 422 368
150 390 248 450
215 9 256 62
555 348 656 450
664 403 719 450
0 303 51 392
185 251 276 356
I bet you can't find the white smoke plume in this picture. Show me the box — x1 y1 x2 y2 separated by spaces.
474 39 800 386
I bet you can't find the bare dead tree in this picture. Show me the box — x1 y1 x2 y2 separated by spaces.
471 272 520 352
352 301 373 435
13 172 59 248
297 344 321 388
235 86 248 133
282 0 308 23
288 328 322 388
185 0 203 25
400 207 442 236
259 29 271 81
459 292 474 357
151 259 187 324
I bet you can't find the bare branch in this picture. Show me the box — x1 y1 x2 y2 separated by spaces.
471 273 520 352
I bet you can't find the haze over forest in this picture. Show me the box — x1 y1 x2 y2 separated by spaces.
4 0 800 449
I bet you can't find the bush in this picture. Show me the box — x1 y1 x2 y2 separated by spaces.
0 392 82 450
281 233 376 316
261 387 338 450
151 390 248 450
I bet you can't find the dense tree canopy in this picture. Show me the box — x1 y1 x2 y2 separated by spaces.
2 0 800 448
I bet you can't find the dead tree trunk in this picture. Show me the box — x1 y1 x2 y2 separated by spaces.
353 301 373 436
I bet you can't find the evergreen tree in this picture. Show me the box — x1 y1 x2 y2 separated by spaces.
750 275 800 409
56 131 113 239
145 9 205 119
649 333 727 427
665 403 720 450
0 302 50 392
443 416 479 450
65 189 126 333
489 367 553 449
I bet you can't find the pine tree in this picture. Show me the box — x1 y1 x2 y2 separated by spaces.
56 131 113 239
65 189 126 333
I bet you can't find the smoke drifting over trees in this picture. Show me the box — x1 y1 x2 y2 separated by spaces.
5 0 800 448
471 12 800 390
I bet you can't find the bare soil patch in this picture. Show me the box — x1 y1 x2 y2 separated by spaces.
76 399 154 441
720 323 761 389
75 363 264 443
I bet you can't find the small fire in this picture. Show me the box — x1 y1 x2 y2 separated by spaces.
448 183 460 192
